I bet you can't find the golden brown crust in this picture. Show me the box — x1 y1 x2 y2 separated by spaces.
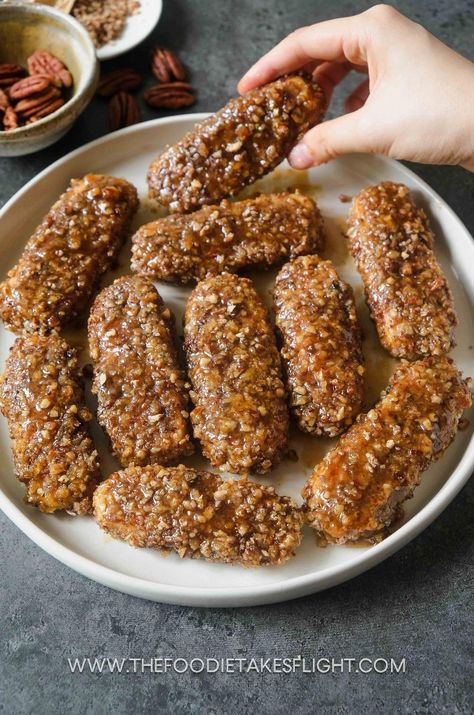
0 333 100 513
302 356 472 544
93 464 303 566
347 182 457 359
184 272 289 474
0 174 139 334
274 255 365 436
131 191 325 284
88 275 194 467
147 74 326 213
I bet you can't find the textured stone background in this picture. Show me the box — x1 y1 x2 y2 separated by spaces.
0 1 473 713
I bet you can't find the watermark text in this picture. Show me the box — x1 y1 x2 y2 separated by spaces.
67 656 406 676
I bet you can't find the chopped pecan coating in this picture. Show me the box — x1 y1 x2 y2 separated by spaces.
274 255 364 436
0 333 100 513
347 181 457 359
147 74 326 213
184 272 289 474
0 174 138 334
88 275 194 467
94 464 303 566
131 191 325 284
303 356 472 544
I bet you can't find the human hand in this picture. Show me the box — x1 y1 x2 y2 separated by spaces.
238 5 474 171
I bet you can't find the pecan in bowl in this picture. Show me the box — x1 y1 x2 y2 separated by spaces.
1 51 73 132
0 64 27 89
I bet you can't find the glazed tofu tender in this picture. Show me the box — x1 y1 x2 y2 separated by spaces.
147 74 326 213
0 333 100 513
274 255 365 436
347 181 456 359
0 174 138 334
88 275 194 467
303 356 472 544
131 191 325 284
184 272 289 474
93 464 303 566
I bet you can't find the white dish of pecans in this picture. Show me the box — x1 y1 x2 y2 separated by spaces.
74 0 163 61
0 114 473 607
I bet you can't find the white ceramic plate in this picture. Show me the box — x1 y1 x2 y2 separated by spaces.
0 115 473 607
95 0 162 61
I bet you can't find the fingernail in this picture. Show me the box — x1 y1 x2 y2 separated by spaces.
288 143 313 169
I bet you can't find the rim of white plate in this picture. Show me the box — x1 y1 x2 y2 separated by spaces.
0 114 473 607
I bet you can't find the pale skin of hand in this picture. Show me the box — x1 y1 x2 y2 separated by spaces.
238 5 474 172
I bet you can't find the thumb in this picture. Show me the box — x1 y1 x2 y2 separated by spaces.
288 110 369 168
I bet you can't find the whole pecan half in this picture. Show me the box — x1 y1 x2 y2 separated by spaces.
144 82 195 109
0 89 10 113
27 50 72 88
32 72 62 88
15 86 61 118
2 106 19 131
150 47 186 83
9 75 52 100
0 64 27 89
26 97 65 122
97 68 143 98
108 91 140 131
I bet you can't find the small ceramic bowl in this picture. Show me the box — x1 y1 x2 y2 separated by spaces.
0 2 99 156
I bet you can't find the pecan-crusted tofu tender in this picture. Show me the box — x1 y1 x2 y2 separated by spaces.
274 255 364 436
0 174 138 334
0 333 100 513
132 191 325 284
94 465 303 566
303 356 472 544
184 273 289 474
148 74 326 213
88 275 193 467
347 182 456 359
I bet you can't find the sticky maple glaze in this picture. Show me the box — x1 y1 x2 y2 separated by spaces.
131 191 325 284
184 272 289 474
94 464 303 566
88 275 193 467
0 174 138 334
303 356 472 544
0 333 100 513
347 182 457 359
274 255 365 436
147 74 326 213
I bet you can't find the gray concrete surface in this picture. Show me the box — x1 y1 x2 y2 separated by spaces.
0 1 473 713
